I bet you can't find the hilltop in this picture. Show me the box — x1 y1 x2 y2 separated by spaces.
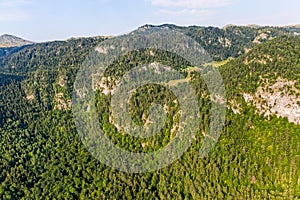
0 34 34 48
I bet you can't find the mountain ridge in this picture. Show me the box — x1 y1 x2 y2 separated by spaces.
0 34 34 48
0 24 296 72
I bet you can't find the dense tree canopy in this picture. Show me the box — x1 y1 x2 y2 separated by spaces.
0 26 299 199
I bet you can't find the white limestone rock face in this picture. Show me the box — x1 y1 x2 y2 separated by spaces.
243 78 300 125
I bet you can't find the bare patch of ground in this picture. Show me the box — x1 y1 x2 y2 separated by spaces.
55 93 72 110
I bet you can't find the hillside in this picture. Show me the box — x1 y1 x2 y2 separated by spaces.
0 24 296 68
142 24 297 61
0 26 299 199
221 36 300 124
0 34 33 48
0 34 34 60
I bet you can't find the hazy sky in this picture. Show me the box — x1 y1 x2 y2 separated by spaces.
0 0 299 41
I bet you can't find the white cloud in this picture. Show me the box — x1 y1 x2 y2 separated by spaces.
149 0 232 9
147 0 232 21
159 8 215 16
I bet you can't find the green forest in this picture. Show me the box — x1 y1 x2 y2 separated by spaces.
0 25 299 199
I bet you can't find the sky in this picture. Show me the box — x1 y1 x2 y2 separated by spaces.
0 0 299 42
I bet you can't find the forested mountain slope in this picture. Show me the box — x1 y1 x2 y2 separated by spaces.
0 26 299 199
221 36 300 124
141 24 297 60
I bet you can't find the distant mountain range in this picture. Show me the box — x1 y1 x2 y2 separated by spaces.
0 34 34 48
1 24 299 71
1 24 299 48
